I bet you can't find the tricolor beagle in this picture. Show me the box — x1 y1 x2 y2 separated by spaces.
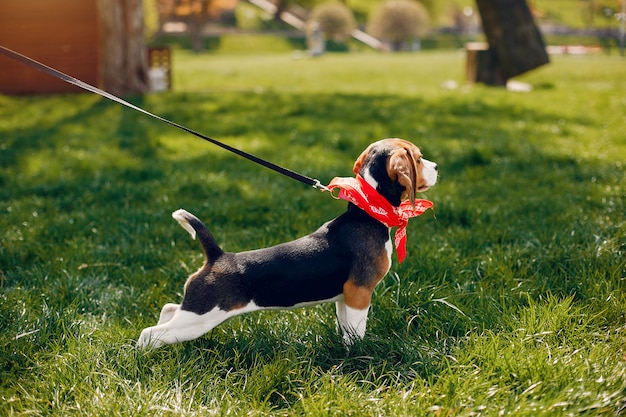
138 138 438 348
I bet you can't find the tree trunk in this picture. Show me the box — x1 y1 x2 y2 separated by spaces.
475 0 549 84
188 21 204 53
97 0 149 95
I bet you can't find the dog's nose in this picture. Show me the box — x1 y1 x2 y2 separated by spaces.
434 164 438 171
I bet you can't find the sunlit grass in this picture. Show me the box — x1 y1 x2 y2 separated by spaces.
1 50 625 416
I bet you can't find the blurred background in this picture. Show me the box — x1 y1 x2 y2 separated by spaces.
1 0 624 95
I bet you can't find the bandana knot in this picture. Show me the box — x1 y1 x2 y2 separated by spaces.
327 175 433 263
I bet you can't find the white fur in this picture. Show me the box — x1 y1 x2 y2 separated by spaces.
336 300 370 345
138 302 262 348
333 235 391 346
362 168 379 190
421 158 438 189
172 209 196 239
138 296 348 349
139 290 376 348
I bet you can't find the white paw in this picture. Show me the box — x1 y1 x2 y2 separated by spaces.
338 304 369 345
137 327 163 349
340 325 366 346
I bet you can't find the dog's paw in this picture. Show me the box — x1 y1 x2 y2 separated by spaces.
137 328 162 349
341 330 363 347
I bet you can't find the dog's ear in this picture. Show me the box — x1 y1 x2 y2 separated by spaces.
387 147 418 205
353 143 373 174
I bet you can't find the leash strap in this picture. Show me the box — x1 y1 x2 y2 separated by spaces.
0 45 329 191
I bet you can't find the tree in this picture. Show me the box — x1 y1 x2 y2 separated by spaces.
367 0 430 51
474 0 549 85
97 0 149 95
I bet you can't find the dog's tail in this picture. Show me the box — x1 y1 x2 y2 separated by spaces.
172 209 224 264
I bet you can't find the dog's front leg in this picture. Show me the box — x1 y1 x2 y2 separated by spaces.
335 299 347 336
336 299 369 345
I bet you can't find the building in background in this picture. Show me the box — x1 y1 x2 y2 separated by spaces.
0 0 100 94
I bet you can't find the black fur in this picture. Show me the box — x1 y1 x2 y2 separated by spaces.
179 207 389 314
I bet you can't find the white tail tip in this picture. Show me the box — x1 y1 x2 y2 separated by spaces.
172 209 196 240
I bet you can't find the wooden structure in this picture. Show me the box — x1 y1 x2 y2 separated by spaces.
147 46 172 91
156 0 238 27
0 0 100 94
155 0 239 52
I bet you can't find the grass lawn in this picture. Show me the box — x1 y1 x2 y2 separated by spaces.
1 50 625 416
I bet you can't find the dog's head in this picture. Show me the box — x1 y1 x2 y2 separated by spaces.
353 138 438 206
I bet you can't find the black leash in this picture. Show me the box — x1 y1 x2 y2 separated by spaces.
0 45 329 192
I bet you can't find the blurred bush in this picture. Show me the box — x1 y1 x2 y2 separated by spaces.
367 0 430 51
306 2 356 43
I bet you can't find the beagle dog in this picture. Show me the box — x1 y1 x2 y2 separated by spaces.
138 138 438 348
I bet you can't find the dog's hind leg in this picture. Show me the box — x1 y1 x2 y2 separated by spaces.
157 303 180 325
137 307 231 349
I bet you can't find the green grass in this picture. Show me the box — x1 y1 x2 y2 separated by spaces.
1 51 625 416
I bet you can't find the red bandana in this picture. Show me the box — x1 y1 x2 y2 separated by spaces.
327 175 433 263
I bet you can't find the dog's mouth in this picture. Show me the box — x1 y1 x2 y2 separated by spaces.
419 158 438 192
416 174 438 193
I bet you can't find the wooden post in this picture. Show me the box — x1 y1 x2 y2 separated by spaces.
474 0 549 85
